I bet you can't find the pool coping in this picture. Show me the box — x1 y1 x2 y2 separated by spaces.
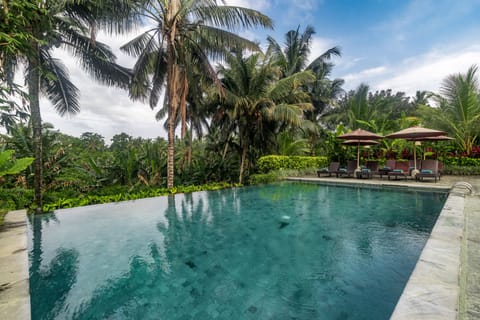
288 177 470 319
0 209 31 320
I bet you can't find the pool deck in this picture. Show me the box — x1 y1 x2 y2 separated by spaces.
0 210 30 320
0 176 479 319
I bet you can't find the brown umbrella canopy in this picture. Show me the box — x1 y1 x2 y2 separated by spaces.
342 140 380 170
407 135 453 141
386 126 447 173
385 126 446 139
342 139 380 146
338 128 384 140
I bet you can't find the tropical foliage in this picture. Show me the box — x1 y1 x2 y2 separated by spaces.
1 1 480 213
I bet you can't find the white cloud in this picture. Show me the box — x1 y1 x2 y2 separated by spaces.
342 66 388 87
340 45 480 97
308 36 335 64
374 46 480 96
224 0 270 11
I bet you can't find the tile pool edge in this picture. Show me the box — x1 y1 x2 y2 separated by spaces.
287 177 467 319
0 209 31 320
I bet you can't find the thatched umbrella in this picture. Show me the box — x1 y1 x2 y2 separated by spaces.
342 139 380 171
386 126 446 175
408 135 454 160
338 129 383 171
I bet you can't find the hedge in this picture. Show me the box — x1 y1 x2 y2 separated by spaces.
441 157 480 167
257 155 329 173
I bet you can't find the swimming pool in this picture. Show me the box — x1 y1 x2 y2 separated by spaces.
28 183 446 319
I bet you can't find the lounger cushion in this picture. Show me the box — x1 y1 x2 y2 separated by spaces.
320 167 328 172
338 168 347 173
361 168 371 173
420 169 433 174
392 169 403 173
383 166 391 170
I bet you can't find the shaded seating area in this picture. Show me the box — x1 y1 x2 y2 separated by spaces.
388 161 410 180
377 159 395 179
317 162 340 177
415 159 442 182
357 160 378 179
336 161 356 178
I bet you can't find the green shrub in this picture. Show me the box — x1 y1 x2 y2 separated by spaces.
257 155 328 173
42 182 239 212
441 157 480 167
443 165 480 175
0 208 7 226
0 188 34 210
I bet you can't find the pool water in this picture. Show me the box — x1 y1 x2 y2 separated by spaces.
28 183 446 319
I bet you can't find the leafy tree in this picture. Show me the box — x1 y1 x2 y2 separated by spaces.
122 0 273 188
3 0 135 212
212 50 314 183
0 149 33 179
431 65 480 155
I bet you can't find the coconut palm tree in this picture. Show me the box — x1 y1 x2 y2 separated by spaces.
432 65 480 155
5 0 136 212
121 0 272 188
212 50 315 183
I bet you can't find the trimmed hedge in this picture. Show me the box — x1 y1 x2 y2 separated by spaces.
257 155 328 173
443 165 480 175
442 157 480 167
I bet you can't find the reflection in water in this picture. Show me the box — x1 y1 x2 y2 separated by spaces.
29 184 446 319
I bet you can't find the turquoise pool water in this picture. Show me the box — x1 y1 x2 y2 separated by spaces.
28 183 446 319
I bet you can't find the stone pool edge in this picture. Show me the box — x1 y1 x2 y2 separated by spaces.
288 177 468 320
0 209 31 320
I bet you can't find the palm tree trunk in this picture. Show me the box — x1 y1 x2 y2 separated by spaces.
239 143 248 184
166 0 180 189
28 46 43 213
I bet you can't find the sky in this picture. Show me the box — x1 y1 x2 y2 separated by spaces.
40 0 480 142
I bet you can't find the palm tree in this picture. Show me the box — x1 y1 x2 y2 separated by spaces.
121 0 272 188
212 50 315 183
266 26 343 154
5 1 136 212
433 65 480 155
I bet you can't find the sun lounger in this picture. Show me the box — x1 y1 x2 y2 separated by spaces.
336 160 356 178
388 161 409 180
357 161 378 179
378 159 395 179
415 159 441 182
317 162 340 177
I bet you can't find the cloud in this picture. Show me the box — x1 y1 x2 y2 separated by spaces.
342 66 388 88
224 0 270 11
340 45 480 97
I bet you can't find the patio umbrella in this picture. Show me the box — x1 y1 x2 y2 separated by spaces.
342 139 380 171
338 129 383 171
386 126 447 175
407 135 454 159
338 128 384 140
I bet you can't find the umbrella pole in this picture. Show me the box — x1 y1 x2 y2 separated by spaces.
357 143 360 170
412 142 420 177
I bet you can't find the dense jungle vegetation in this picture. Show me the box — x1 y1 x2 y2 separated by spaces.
1 1 480 214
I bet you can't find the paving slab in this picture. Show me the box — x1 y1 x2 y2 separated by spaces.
0 210 30 320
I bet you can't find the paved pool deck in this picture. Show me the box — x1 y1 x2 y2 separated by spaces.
0 210 30 319
0 175 479 319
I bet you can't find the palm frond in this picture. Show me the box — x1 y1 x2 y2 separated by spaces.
39 50 80 116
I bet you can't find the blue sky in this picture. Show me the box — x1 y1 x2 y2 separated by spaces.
42 0 480 141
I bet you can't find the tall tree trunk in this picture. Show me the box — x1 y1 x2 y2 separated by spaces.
239 143 248 184
28 46 43 213
179 69 188 139
166 0 180 189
